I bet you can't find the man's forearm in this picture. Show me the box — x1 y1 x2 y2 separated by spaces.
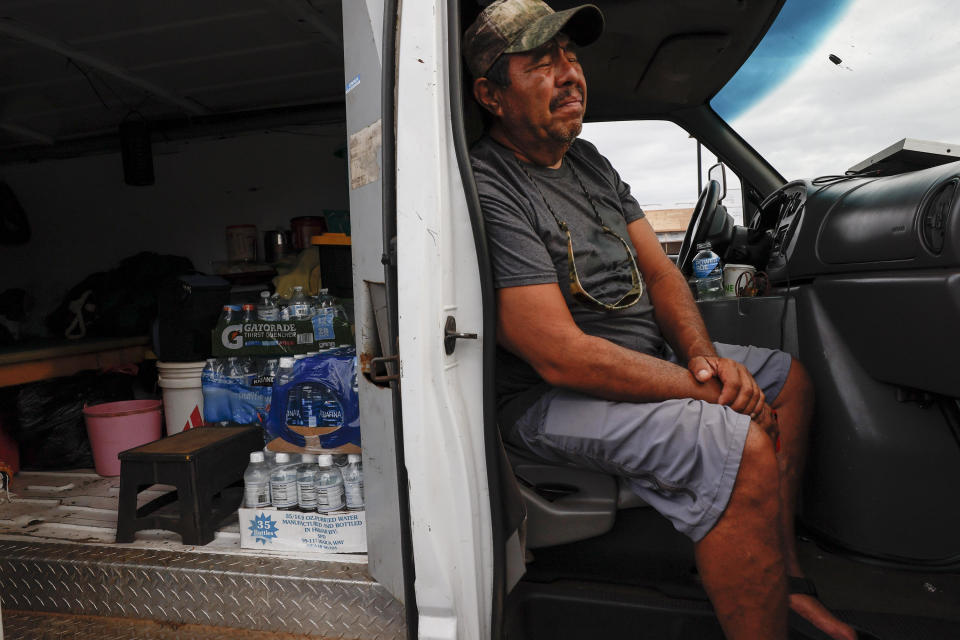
646 265 717 363
534 329 722 404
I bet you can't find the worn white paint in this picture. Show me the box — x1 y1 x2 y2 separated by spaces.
396 1 491 637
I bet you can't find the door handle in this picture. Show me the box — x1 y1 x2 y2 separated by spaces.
444 316 478 355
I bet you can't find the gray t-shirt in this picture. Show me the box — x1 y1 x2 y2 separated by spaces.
470 136 665 427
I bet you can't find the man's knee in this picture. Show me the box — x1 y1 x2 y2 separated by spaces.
781 357 814 405
730 423 781 517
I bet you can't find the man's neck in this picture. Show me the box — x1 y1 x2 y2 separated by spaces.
489 124 570 169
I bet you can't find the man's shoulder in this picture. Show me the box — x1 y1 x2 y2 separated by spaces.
568 137 611 167
469 135 507 167
469 136 526 200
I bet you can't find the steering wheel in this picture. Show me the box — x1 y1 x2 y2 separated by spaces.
676 179 721 276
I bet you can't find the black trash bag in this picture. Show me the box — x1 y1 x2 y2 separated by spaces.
10 370 136 470
46 252 194 338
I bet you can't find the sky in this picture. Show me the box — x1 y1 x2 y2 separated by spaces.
583 0 960 210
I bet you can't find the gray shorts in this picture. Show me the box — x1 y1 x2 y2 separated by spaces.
510 342 792 542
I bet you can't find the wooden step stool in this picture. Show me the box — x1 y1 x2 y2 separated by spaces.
116 425 263 545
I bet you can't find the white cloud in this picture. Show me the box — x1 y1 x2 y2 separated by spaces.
584 0 960 203
730 0 960 180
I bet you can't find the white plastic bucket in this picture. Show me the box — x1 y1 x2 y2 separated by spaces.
157 361 206 435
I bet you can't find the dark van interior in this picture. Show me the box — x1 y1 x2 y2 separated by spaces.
453 1 960 638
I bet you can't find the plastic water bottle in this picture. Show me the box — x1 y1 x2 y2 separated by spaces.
297 453 320 510
243 451 272 508
343 454 364 511
691 241 724 300
318 385 344 427
202 358 220 381
276 357 299 425
289 286 312 319
315 454 345 513
257 290 279 321
298 383 343 427
262 447 277 469
269 452 298 509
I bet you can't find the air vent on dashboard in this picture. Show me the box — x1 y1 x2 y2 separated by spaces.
920 179 956 255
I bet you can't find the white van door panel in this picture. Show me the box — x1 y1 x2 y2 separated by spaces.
396 0 492 638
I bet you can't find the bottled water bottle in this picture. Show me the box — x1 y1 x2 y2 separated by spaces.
202 358 220 382
257 290 279 321
691 241 724 300
289 286 312 319
299 383 317 427
298 383 343 427
297 453 320 510
343 454 364 511
276 357 300 426
243 451 272 508
262 446 277 469
315 454 345 513
261 358 279 380
269 452 298 509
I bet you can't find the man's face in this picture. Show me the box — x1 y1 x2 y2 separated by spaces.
495 34 587 148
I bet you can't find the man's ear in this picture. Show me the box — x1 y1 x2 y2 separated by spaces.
473 78 502 117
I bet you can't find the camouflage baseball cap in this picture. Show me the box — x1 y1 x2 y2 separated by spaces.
464 0 604 79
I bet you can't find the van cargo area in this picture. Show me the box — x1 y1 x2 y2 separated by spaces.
0 0 410 637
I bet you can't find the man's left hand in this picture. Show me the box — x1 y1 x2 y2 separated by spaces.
688 355 766 417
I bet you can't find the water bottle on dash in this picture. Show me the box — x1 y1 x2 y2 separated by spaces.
343 453 364 511
243 451 272 508
269 452 299 509
315 454 345 513
691 241 724 300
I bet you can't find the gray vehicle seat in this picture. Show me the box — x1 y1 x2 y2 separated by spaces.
506 444 648 549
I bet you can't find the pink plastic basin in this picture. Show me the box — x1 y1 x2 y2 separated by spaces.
83 399 163 476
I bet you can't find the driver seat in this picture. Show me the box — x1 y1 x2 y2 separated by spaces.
506 443 648 549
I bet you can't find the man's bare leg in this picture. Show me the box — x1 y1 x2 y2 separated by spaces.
773 360 856 640
695 424 788 640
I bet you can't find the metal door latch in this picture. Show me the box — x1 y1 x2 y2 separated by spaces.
369 354 400 383
444 316 478 355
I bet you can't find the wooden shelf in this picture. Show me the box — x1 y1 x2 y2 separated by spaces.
0 336 150 387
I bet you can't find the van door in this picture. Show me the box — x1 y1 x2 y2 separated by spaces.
391 0 499 637
342 0 413 619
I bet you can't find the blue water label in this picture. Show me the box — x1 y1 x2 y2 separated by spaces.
312 310 335 341
247 512 279 544
692 255 720 278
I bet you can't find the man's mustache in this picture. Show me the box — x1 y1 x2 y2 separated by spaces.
550 88 584 111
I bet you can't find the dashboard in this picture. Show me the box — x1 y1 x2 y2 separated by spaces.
754 160 960 283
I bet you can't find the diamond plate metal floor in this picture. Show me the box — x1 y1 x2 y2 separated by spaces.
3 609 330 639
0 472 405 639
0 541 405 639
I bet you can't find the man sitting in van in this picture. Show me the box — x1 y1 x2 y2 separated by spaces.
465 1 857 638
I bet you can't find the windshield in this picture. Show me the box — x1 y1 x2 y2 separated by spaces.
711 0 960 181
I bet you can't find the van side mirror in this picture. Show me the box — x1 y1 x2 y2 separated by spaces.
707 162 727 203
